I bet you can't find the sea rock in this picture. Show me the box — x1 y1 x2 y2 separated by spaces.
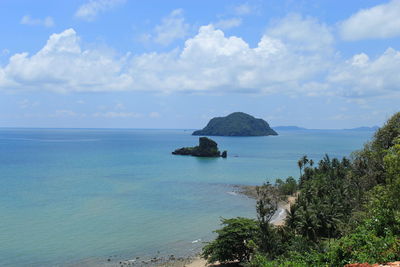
193 112 278 136
172 137 225 157
221 150 227 158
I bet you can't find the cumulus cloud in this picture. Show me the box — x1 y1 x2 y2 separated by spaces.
0 17 333 95
1 14 399 99
214 18 242 30
75 0 126 21
328 48 400 97
20 15 54 27
1 28 132 93
153 9 190 45
339 0 400 41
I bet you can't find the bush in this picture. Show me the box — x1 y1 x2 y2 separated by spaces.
326 226 400 266
202 217 259 263
275 177 298 196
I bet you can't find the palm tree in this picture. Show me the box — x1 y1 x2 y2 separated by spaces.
296 207 320 242
298 159 303 177
285 204 298 231
298 155 309 178
301 155 309 166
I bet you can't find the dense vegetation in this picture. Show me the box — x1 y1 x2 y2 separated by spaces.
202 112 400 266
193 112 278 136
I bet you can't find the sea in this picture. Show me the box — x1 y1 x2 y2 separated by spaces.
0 128 374 266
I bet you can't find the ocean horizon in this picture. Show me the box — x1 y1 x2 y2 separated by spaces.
0 128 374 266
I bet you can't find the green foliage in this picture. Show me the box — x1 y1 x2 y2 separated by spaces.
203 112 400 266
193 112 278 136
202 217 259 263
275 177 297 196
373 112 400 150
256 183 280 255
326 226 400 266
351 112 400 188
246 250 323 267
256 183 279 226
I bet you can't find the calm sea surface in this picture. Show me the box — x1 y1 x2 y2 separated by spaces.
0 128 373 266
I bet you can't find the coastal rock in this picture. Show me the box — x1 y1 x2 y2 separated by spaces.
172 137 225 157
192 112 278 136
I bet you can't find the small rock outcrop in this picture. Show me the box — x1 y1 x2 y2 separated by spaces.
221 150 227 158
172 137 226 158
192 112 278 136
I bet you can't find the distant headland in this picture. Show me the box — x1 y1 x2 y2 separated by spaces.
192 112 278 136
273 125 379 131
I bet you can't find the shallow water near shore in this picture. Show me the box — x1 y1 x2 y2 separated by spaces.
0 128 373 266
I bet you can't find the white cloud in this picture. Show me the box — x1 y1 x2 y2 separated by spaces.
214 18 242 30
234 4 253 15
75 0 126 21
2 14 400 100
1 28 132 93
20 15 54 27
129 21 333 94
267 14 334 51
0 18 334 95
154 9 190 45
339 0 400 41
328 48 400 97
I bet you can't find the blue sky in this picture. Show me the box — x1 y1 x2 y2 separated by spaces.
0 0 399 129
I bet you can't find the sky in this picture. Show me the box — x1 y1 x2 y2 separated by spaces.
0 0 399 129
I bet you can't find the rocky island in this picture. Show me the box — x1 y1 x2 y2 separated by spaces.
172 137 227 158
192 112 278 136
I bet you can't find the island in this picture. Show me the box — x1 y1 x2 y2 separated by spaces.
172 137 227 158
192 112 278 136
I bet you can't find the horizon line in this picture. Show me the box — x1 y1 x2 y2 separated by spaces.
0 125 380 131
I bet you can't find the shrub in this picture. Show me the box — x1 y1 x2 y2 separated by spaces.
202 217 259 263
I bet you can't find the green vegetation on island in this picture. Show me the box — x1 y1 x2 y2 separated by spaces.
172 137 227 158
202 112 400 266
193 112 278 136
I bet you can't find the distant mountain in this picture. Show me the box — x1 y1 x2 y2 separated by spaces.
193 112 278 136
344 126 379 131
273 126 307 131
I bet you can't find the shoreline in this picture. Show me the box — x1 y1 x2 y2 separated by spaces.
155 186 297 267
69 185 295 267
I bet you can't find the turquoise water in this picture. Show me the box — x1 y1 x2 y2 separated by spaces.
0 128 373 266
